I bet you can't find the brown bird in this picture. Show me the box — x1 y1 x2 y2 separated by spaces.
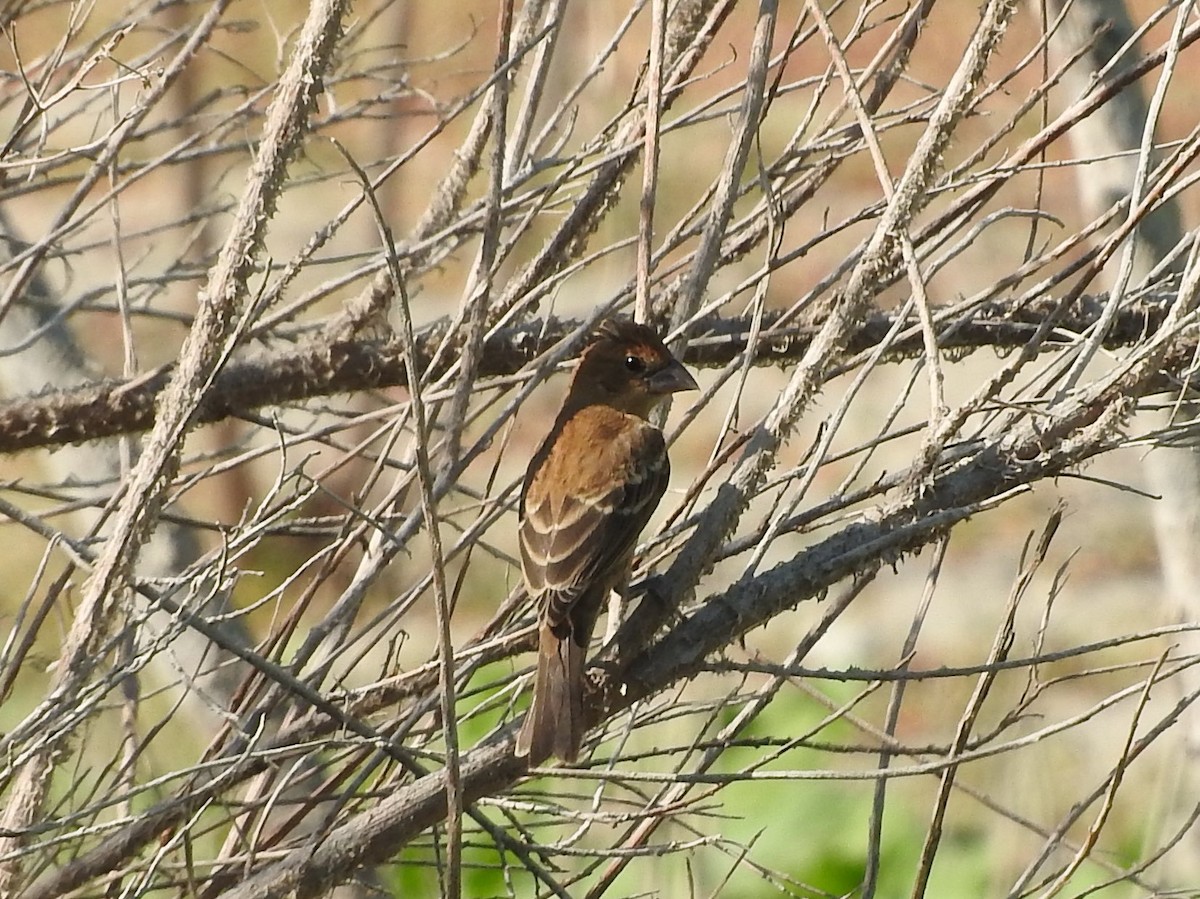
516 319 698 764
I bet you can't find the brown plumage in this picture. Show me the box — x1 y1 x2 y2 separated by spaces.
516 319 698 764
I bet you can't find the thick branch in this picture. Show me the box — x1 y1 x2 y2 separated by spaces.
0 292 1184 455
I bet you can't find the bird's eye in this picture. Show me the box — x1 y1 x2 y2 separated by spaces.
624 354 646 372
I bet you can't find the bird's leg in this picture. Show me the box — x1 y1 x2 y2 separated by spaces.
619 574 668 664
586 576 669 713
602 574 631 645
591 574 663 670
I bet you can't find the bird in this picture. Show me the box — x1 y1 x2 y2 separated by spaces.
516 319 698 764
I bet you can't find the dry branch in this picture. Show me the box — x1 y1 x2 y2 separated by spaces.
0 293 1190 455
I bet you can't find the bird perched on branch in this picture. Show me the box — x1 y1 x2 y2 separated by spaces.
516 319 698 764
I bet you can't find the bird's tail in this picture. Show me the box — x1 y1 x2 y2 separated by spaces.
516 625 585 764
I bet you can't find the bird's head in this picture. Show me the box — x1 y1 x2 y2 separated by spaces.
568 319 699 418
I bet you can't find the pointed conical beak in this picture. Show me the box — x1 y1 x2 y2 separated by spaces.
647 357 699 395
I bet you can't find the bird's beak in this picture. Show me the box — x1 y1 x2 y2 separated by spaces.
647 358 699 394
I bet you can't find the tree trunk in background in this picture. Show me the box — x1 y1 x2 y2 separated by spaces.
1034 0 1200 879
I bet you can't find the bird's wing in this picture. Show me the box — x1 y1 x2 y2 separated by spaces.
520 408 669 641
